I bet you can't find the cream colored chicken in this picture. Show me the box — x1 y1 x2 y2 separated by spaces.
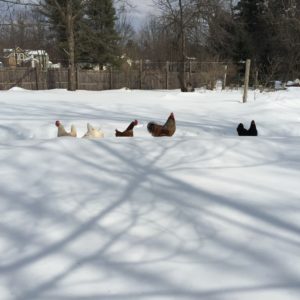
55 120 77 137
82 123 104 139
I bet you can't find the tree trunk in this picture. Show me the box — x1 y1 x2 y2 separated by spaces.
178 0 186 91
66 2 76 91
243 59 251 103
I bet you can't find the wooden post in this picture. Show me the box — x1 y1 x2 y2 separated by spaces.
58 68 61 89
166 61 169 89
35 66 39 90
109 66 113 90
223 65 228 90
139 59 143 89
42 69 46 89
243 59 251 103
76 65 79 90
254 70 258 90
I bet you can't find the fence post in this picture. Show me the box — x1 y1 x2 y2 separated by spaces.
166 61 169 89
58 68 61 89
139 59 143 89
254 69 258 90
76 65 79 90
223 65 228 90
243 59 251 103
109 66 113 90
35 66 39 90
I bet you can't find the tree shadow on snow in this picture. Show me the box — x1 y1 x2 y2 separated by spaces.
0 138 299 300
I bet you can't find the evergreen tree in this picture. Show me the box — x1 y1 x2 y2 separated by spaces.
234 0 300 82
234 0 271 63
78 0 120 67
39 0 84 90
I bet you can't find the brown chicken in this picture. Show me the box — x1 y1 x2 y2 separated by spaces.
147 113 176 137
115 120 138 137
55 120 77 137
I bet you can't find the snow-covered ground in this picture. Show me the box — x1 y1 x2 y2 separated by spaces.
0 87 300 300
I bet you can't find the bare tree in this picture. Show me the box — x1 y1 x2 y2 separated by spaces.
115 0 135 54
153 0 192 90
39 0 85 91
0 0 84 90
0 1 43 50
152 0 223 90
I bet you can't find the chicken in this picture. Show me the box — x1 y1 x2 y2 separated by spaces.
237 123 247 136
147 112 176 137
248 120 258 136
181 82 195 92
55 120 77 137
237 120 258 136
115 120 138 137
82 123 104 139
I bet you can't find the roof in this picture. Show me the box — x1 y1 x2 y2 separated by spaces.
27 50 48 56
3 48 48 56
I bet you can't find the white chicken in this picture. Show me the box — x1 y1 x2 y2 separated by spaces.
82 123 104 139
55 120 77 137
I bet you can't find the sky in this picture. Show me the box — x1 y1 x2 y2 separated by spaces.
128 0 156 29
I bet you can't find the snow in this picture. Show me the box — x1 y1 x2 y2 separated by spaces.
27 50 48 56
0 87 300 300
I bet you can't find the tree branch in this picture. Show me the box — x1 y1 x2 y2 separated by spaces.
0 0 39 6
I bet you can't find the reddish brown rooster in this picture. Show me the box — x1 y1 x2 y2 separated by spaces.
115 120 138 137
147 113 176 137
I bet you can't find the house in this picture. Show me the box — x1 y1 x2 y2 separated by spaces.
26 50 49 68
3 47 26 67
2 48 50 69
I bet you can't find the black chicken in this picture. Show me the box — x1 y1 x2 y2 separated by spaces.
237 120 258 136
